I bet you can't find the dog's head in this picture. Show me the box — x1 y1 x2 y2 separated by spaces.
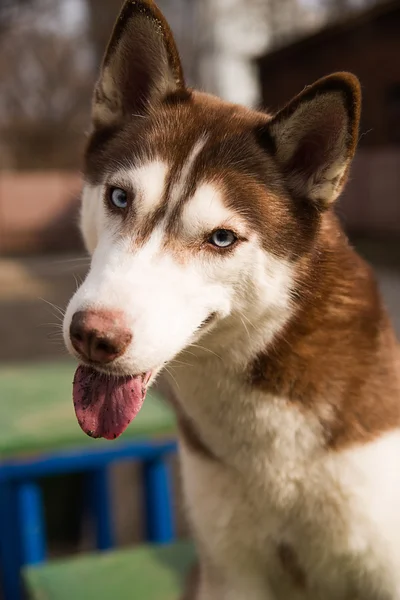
63 0 361 439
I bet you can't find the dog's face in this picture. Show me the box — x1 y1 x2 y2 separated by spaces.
63 1 360 439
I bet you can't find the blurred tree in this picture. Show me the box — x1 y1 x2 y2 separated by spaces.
0 2 93 169
0 0 39 33
85 0 119 65
259 0 312 45
0 0 31 20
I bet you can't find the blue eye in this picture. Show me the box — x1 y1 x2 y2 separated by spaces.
109 187 128 209
209 229 237 248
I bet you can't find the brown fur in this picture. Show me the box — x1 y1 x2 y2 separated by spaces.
104 1 185 88
271 72 361 159
86 92 320 263
264 72 361 208
93 0 185 128
250 216 400 450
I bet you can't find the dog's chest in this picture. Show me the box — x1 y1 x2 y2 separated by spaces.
169 363 400 598
170 361 337 537
171 359 325 486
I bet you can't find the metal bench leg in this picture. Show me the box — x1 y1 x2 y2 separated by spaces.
0 481 22 600
86 467 115 550
16 481 46 566
143 456 175 543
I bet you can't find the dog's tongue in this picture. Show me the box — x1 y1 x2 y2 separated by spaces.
73 365 146 440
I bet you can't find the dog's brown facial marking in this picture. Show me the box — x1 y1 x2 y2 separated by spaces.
87 55 362 274
86 92 325 268
84 0 363 273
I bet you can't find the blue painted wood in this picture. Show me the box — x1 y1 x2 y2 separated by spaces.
143 457 175 544
0 482 22 600
0 438 178 600
16 481 46 566
86 468 115 550
0 440 177 481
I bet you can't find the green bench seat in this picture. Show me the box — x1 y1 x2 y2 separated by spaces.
24 541 195 600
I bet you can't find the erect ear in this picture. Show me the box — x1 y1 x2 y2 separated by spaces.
266 73 361 207
92 0 185 129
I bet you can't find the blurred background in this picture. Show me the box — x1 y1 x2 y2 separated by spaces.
0 0 399 578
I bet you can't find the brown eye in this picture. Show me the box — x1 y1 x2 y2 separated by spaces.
208 229 237 248
109 187 128 209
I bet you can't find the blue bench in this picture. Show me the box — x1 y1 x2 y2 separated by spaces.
0 361 177 600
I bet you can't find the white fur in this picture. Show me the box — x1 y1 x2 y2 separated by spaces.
181 183 245 239
79 184 104 254
65 154 400 600
65 172 292 375
177 362 400 599
308 159 347 203
123 160 168 218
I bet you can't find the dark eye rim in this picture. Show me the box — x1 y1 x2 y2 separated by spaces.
106 185 130 211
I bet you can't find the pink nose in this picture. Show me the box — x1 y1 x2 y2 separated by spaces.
69 310 132 364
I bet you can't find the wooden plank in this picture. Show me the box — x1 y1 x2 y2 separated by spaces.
24 542 195 600
0 361 175 458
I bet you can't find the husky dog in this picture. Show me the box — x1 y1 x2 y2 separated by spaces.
63 2 400 598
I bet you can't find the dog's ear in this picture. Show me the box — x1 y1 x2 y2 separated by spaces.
262 73 361 208
92 0 185 129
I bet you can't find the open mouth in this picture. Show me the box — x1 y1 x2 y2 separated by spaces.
73 365 152 440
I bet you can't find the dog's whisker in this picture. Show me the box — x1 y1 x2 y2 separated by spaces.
170 359 194 368
237 310 257 331
164 366 181 391
37 322 64 330
51 256 90 265
239 316 251 343
73 273 83 292
40 298 66 318
46 331 65 339
189 343 224 362
181 349 197 359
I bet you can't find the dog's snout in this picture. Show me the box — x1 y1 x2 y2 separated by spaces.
69 310 132 364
